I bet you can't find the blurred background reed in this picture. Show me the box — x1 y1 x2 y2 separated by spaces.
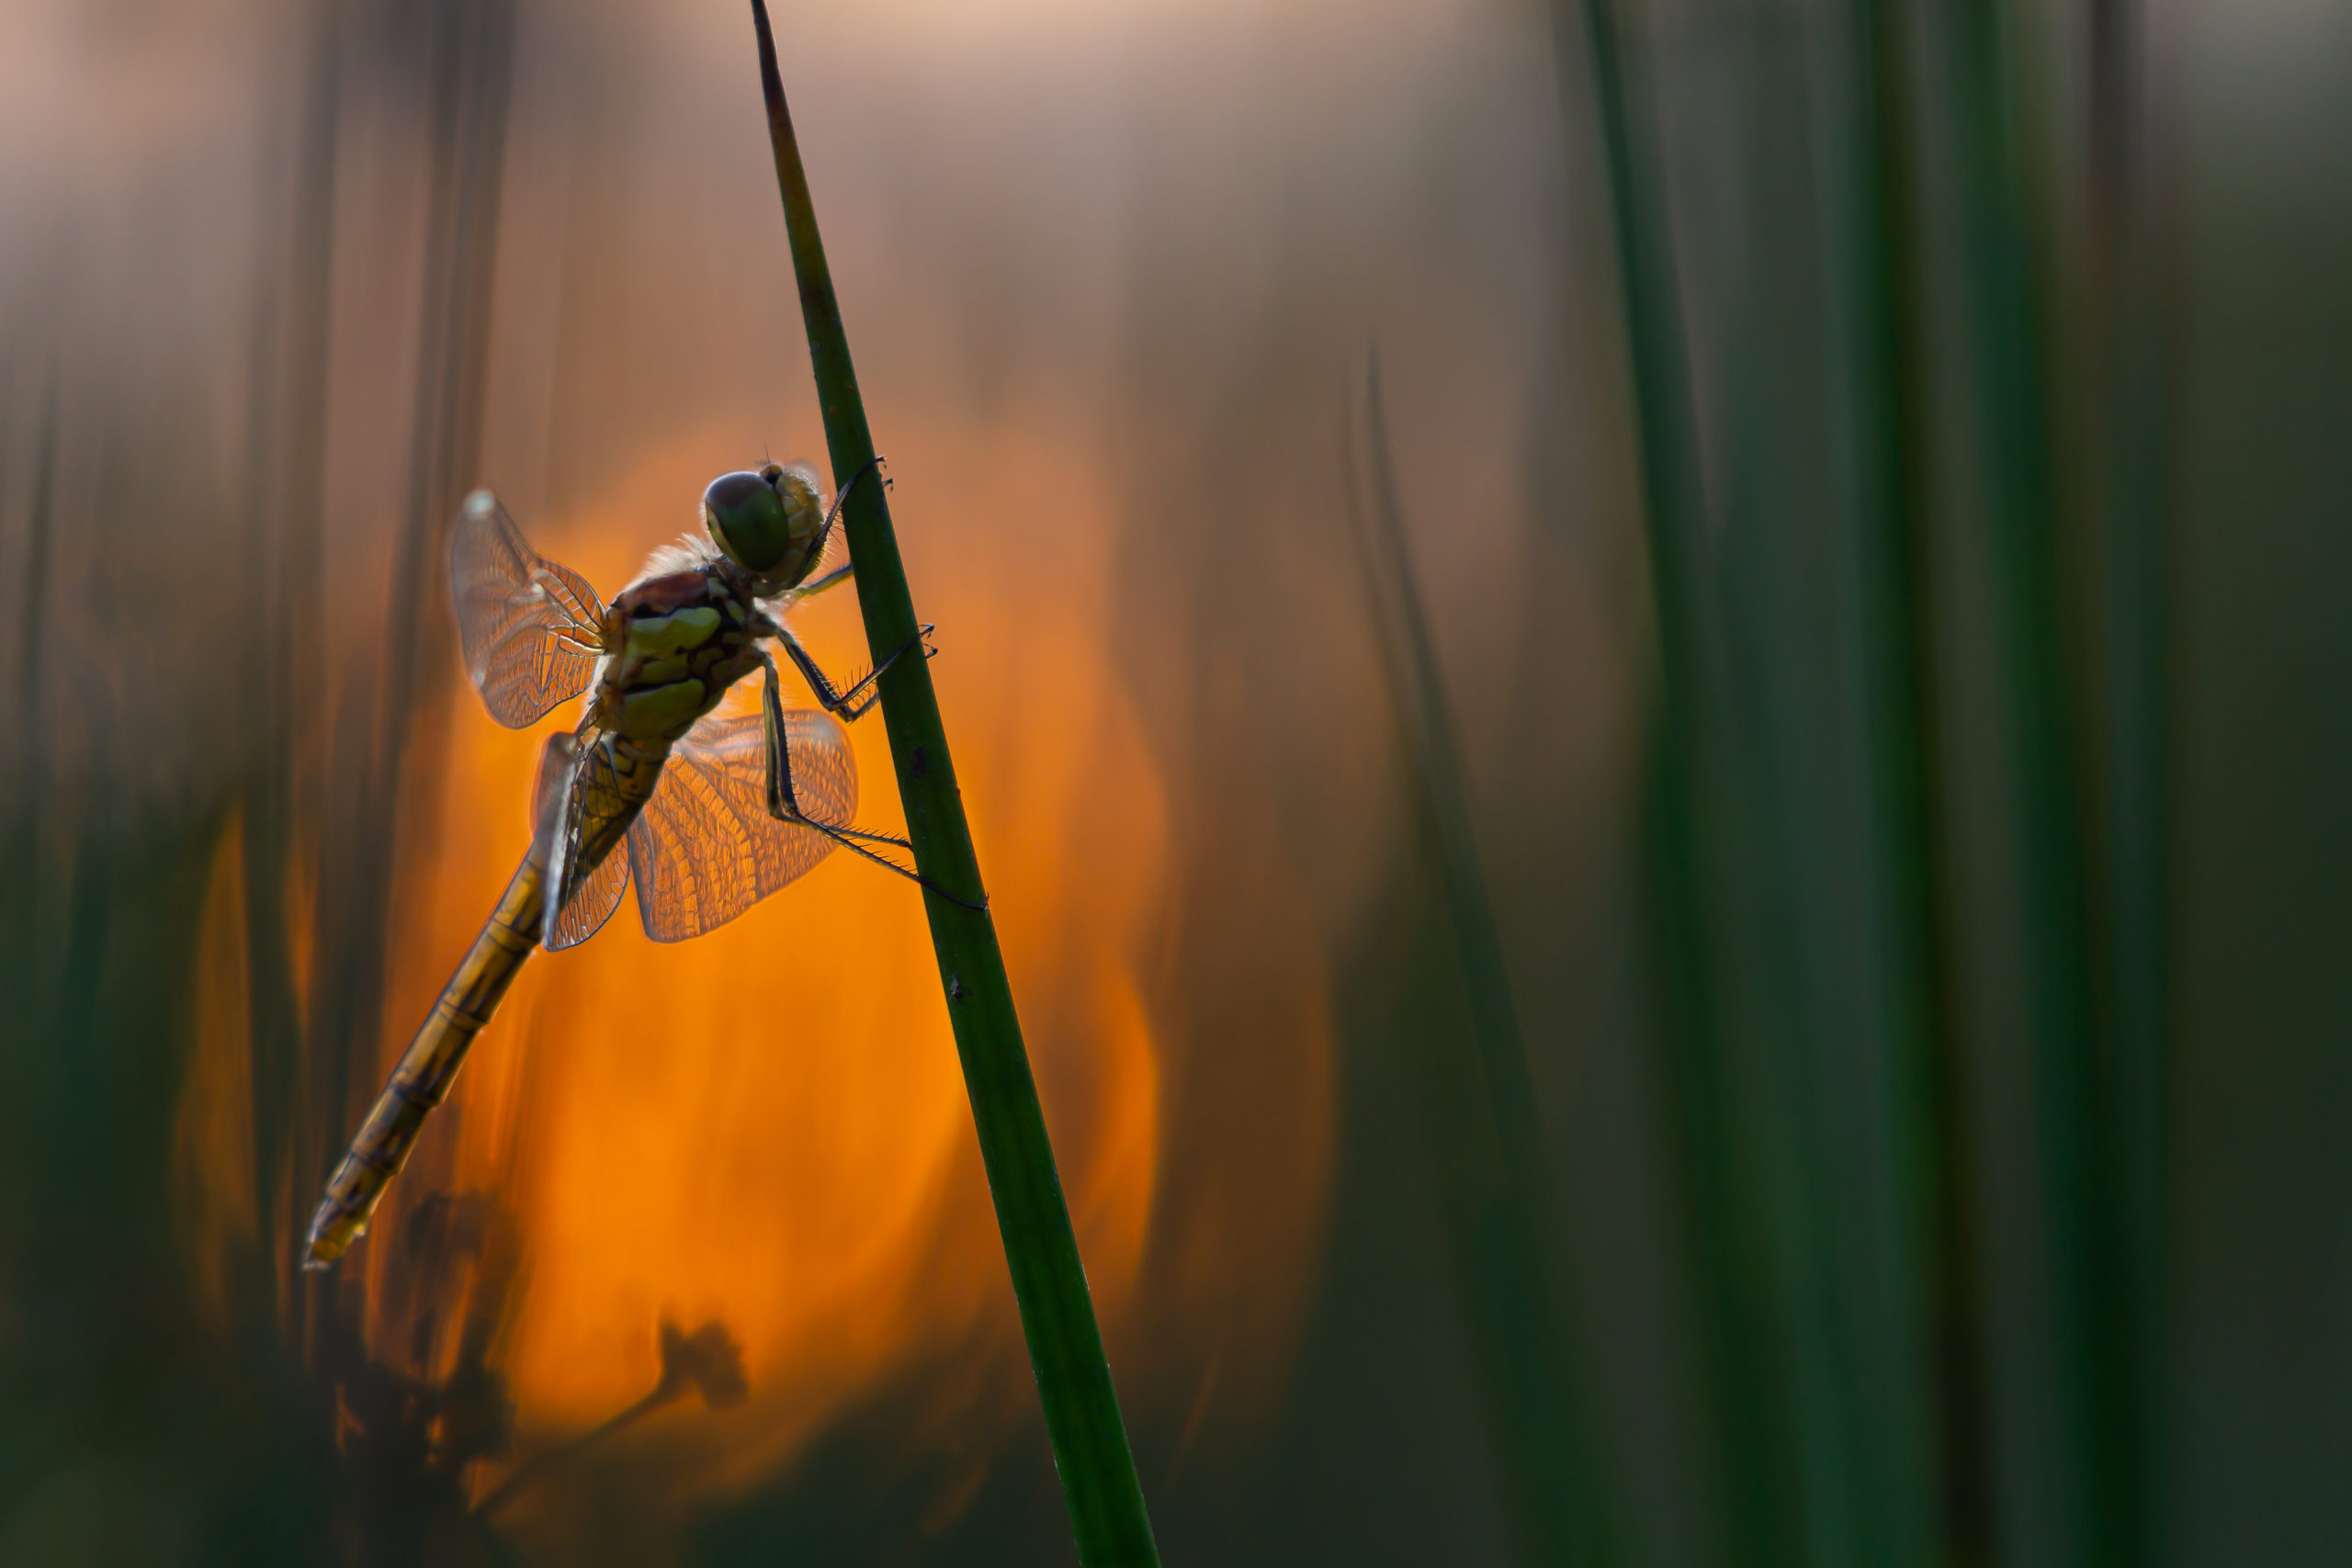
0 0 2346 1563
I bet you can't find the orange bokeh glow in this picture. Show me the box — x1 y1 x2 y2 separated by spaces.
174 404 1337 1531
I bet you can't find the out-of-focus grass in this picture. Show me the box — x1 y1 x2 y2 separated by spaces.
1343 348 1604 1565
1546 0 2189 1563
1550 0 1809 1558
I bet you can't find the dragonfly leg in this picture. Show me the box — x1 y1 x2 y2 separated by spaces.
792 453 891 579
758 655 984 910
815 453 888 546
792 558 855 599
775 621 933 722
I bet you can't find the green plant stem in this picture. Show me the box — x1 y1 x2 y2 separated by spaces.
14 377 57 900
1848 0 1993 1559
746 7 1159 1563
1348 353 1602 1566
1939 5 2132 1562
2086 0 2172 1537
1551 0 1800 1561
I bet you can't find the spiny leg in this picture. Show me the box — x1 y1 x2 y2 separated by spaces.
759 656 983 910
780 452 926 713
758 654 906 849
775 621 933 722
811 452 888 558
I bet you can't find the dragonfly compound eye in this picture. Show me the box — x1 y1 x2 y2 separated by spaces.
702 468 794 574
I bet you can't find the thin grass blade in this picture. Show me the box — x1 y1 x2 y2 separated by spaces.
1344 350 1607 1566
746 6 1159 1563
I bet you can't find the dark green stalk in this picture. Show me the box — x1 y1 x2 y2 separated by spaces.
746 8 1158 1563
274 0 340 1323
1846 0 1993 1559
2086 0 2171 1539
1695 29 1918 1559
330 0 512 1175
1346 354 1602 1566
377 0 514 852
305 0 508 1376
1548 0 1798 1560
237 52 310 1314
6 377 60 994
1938 4 2132 1561
17 377 58 835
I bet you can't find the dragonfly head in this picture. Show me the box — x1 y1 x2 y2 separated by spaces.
703 462 824 588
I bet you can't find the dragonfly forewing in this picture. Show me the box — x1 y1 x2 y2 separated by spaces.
451 490 609 728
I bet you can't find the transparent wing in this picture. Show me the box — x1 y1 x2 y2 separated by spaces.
450 490 607 728
626 709 855 942
542 735 636 952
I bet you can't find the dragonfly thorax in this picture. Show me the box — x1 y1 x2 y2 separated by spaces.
595 564 769 745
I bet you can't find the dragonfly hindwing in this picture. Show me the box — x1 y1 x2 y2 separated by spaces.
626 709 855 942
543 734 637 951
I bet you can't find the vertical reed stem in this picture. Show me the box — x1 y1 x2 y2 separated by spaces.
747 7 1159 1563
1347 353 1602 1565
2086 0 2172 1538
1553 0 1800 1559
1939 4 2132 1560
1848 0 1994 1558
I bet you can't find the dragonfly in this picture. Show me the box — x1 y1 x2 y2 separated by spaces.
303 459 944 1269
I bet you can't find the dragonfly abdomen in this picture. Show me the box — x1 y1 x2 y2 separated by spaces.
302 848 548 1269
